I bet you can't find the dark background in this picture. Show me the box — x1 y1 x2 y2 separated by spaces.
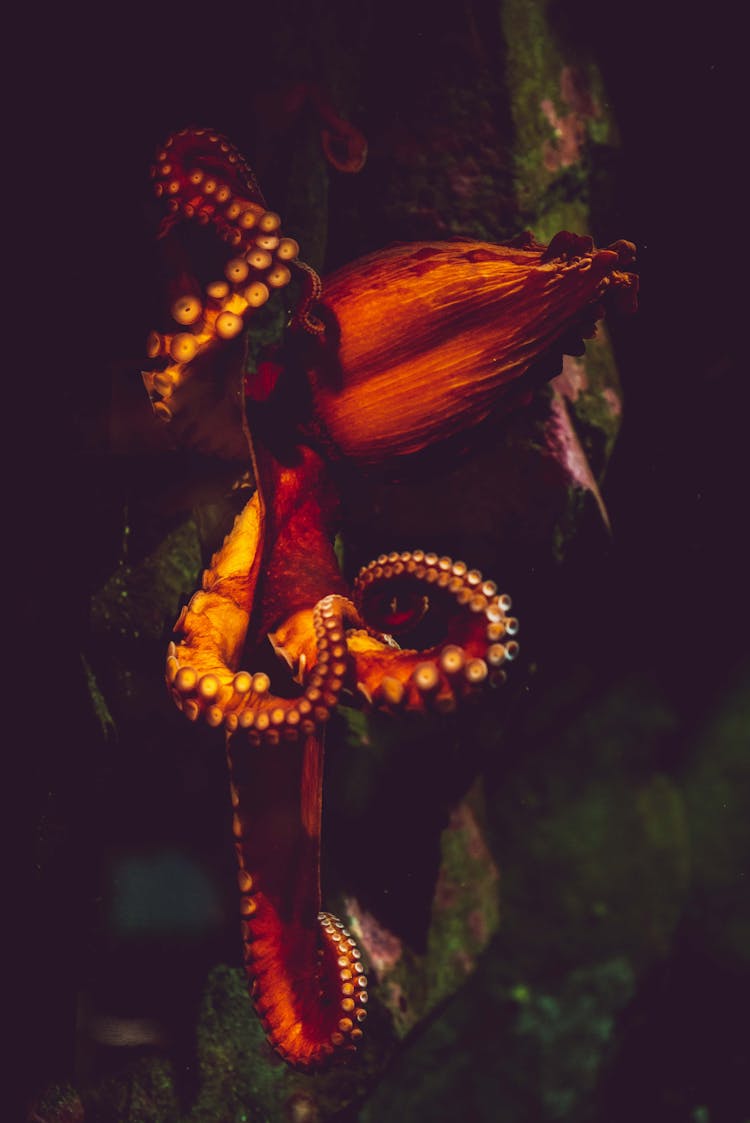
17 1 746 1118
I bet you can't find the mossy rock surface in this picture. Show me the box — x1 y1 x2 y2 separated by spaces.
681 668 750 967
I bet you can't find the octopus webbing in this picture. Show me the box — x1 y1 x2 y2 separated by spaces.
141 127 637 1068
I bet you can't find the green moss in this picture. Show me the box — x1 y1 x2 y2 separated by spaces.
360 954 635 1123
682 668 750 965
192 964 393 1120
493 678 688 971
532 198 590 244
550 484 588 563
90 519 202 643
512 958 635 1117
80 651 117 743
570 330 623 473
501 0 568 219
190 966 285 1121
360 781 501 1040
29 1083 86 1123
85 1058 180 1123
425 788 501 1005
500 0 618 232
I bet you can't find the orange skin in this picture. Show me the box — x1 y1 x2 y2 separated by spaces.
143 127 636 1067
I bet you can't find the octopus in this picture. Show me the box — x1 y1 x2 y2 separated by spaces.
141 127 637 1069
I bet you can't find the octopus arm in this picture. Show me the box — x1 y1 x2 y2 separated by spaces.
229 732 368 1067
168 447 371 1066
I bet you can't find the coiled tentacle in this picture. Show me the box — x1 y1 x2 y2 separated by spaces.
228 731 368 1068
142 127 311 424
349 550 519 712
168 533 519 737
169 592 365 744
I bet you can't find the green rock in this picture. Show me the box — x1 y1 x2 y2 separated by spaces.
501 0 619 227
85 1058 180 1123
90 519 201 645
490 677 689 972
359 955 635 1123
346 778 501 1040
682 667 750 966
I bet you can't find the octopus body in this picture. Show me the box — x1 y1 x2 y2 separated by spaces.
142 128 636 1067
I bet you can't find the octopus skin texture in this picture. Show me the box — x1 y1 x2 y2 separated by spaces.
141 127 637 1069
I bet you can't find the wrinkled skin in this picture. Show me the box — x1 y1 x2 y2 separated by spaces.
142 127 637 1067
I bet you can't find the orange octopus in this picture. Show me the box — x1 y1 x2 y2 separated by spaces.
141 127 637 1068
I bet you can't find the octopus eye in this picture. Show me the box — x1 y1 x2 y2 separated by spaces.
225 257 250 283
386 592 429 631
169 333 199 362
242 281 270 307
267 264 291 289
276 237 300 261
215 311 244 339
246 249 273 271
363 582 430 634
171 295 203 325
